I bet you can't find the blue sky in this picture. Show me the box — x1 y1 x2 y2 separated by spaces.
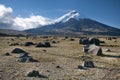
0 0 120 29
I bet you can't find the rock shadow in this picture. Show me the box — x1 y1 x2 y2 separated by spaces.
101 54 120 58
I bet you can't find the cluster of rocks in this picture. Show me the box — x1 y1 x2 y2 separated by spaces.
12 48 38 62
79 37 100 45
106 37 117 40
9 43 19 46
80 37 103 56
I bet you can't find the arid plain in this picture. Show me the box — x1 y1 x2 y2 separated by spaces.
0 36 120 80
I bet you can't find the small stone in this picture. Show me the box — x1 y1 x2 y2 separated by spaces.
70 38 75 41
44 42 51 47
82 60 95 68
105 49 111 52
27 70 39 77
25 42 34 46
77 65 85 69
43 50 47 52
52 41 56 43
56 65 61 68
5 52 10 56
46 70 50 72
36 43 45 47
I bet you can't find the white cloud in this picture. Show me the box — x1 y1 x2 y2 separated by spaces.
13 15 53 30
0 4 13 24
0 4 53 30
0 4 80 31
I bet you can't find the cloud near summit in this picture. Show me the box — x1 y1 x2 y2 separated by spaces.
0 4 80 30
0 4 53 30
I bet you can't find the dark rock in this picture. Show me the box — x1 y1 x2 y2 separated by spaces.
36 43 45 47
19 53 29 58
100 41 105 43
107 37 112 40
89 37 100 45
42 50 47 52
56 65 61 68
25 42 34 46
44 42 51 47
65 36 68 39
83 44 102 56
79 38 89 45
28 56 39 62
46 70 50 72
19 57 29 62
5 52 10 56
70 38 75 41
114 40 117 42
43 36 49 38
9 43 19 46
105 49 111 52
19 56 38 62
12 48 26 53
79 37 100 45
77 65 85 69
112 37 117 39
52 41 56 43
27 70 39 77
36 42 51 48
82 61 95 68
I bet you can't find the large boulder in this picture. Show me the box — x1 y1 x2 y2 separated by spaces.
83 44 102 56
12 48 26 53
89 37 100 45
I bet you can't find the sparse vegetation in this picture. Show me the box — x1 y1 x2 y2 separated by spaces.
0 36 120 80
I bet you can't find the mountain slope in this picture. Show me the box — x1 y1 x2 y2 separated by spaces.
25 18 120 36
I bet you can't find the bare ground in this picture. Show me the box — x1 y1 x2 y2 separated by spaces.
0 36 120 80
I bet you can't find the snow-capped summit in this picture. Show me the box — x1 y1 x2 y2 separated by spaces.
0 4 81 30
54 10 80 23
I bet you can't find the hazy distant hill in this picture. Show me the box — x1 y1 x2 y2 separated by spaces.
25 18 120 36
0 29 30 36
